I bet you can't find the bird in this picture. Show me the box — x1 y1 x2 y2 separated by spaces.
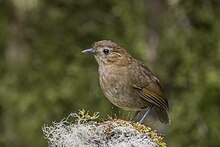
82 40 170 124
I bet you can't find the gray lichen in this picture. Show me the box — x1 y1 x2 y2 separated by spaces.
43 110 166 147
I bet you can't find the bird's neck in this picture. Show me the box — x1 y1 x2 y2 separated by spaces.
98 57 133 76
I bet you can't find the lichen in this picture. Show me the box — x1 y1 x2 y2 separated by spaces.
43 110 166 147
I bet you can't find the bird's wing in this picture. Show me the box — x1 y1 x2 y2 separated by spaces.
133 82 169 110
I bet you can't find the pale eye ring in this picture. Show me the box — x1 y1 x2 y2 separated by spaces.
103 48 110 55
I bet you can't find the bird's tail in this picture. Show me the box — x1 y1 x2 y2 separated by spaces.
155 107 171 124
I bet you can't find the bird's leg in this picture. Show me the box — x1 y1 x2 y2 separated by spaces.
139 105 154 124
130 111 140 121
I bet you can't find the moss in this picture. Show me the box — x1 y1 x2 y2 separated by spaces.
43 110 166 147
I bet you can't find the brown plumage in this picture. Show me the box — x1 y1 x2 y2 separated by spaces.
82 40 170 124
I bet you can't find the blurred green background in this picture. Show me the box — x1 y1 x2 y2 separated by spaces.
0 0 220 146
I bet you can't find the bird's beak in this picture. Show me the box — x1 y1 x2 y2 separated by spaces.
82 48 97 54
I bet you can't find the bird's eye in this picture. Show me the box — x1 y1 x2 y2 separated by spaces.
103 48 110 55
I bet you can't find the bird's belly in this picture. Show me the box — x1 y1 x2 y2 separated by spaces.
99 73 149 111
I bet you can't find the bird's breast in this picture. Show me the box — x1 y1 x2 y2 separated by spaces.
98 66 149 111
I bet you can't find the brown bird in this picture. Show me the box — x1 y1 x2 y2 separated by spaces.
82 40 170 124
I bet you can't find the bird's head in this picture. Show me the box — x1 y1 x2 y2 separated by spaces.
82 40 131 66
